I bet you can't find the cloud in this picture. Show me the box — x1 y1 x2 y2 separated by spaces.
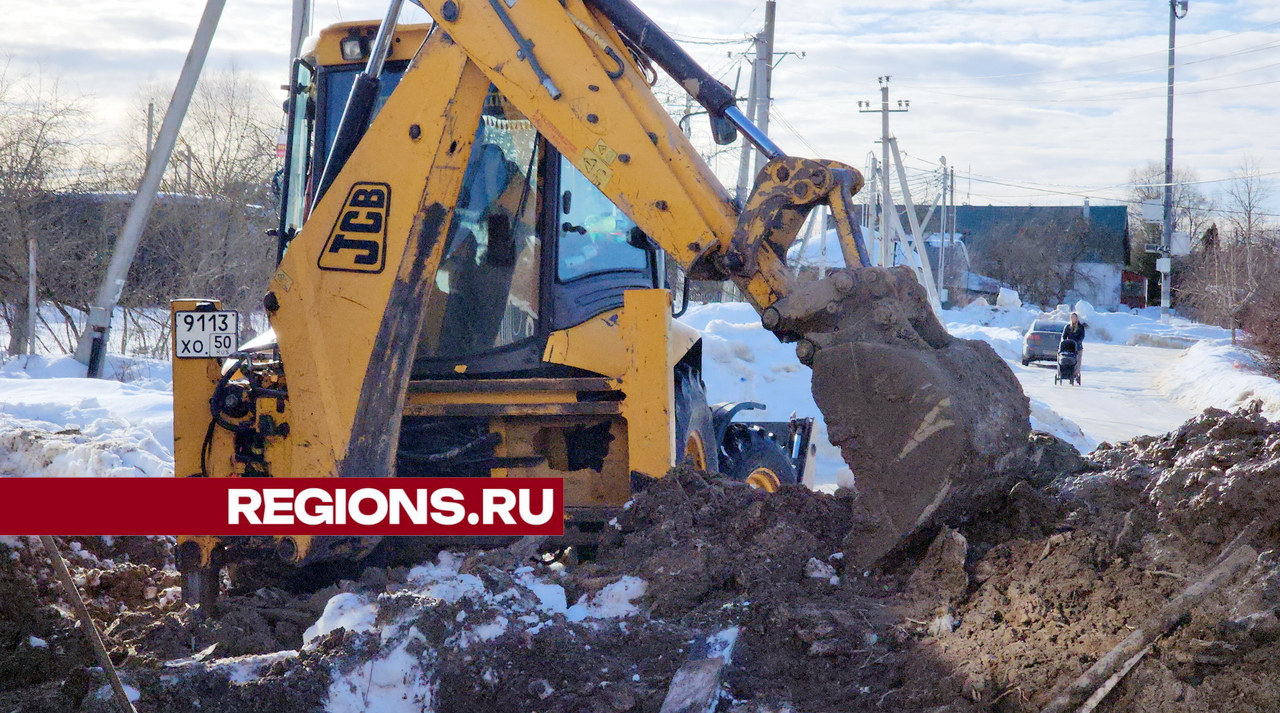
7 0 1279 210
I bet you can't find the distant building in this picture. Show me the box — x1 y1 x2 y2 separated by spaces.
952 204 1130 309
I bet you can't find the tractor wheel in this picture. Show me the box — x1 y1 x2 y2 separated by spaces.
720 423 797 492
674 363 719 473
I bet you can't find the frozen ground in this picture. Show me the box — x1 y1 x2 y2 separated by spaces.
1014 343 1196 451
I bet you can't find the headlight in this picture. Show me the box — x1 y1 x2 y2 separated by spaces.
340 36 366 61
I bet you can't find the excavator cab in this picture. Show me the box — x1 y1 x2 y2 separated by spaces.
275 21 809 488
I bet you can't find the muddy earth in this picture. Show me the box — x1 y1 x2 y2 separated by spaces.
4 405 1280 711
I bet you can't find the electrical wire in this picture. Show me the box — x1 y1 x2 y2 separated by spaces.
669 31 752 46
910 74 1280 104
768 102 828 158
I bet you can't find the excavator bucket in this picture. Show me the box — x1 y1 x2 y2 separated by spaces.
771 266 1031 568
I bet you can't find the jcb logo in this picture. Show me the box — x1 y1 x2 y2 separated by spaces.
318 183 391 273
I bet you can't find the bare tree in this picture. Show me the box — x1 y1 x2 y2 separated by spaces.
1126 161 1214 266
1182 158 1278 340
0 65 93 354
118 67 279 319
977 214 1092 307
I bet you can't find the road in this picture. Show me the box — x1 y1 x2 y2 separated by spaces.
1013 342 1197 446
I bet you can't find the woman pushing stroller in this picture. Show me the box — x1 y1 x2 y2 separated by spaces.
1056 313 1086 385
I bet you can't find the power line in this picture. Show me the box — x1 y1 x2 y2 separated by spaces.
768 102 827 158
669 32 752 46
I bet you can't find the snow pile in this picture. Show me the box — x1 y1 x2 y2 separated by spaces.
1038 301 1230 347
995 287 1022 308
786 228 847 269
1028 396 1095 453
307 551 645 712
677 295 1245 460
0 355 174 478
941 298 1231 350
680 298 1100 469
939 300 1038 361
1158 340 1280 418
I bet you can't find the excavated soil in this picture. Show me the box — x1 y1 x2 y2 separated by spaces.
6 405 1280 711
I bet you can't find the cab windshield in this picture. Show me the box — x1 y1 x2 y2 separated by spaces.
318 62 407 166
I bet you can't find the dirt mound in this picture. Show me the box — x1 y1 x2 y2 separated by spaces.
10 408 1280 712
916 404 1280 712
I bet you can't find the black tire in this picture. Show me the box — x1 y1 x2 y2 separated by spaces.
674 363 719 473
720 423 797 491
1022 358 1030 366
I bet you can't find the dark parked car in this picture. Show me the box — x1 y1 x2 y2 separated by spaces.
1021 320 1067 366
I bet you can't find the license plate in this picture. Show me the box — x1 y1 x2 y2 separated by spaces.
174 310 239 358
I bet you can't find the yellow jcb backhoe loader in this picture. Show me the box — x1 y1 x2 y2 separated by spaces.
171 0 1030 605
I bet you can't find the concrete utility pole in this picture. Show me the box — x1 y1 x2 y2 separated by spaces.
74 0 227 376
146 102 155 158
858 77 908 267
734 1 777 201
734 47 760 202
950 166 956 297
939 156 947 304
1161 0 1189 323
289 0 312 68
26 234 37 355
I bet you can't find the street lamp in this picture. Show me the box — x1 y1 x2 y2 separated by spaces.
1160 0 1189 322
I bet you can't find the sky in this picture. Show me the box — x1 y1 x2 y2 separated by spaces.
7 0 1280 215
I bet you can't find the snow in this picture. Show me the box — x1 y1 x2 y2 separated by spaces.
703 627 739 662
326 630 436 713
305 552 648 712
304 593 379 646
995 287 1022 308
94 684 141 703
28 635 47 648
0 354 174 478
1157 340 1280 418
563 576 646 622
1018 344 1197 449
165 650 301 685
678 293 1271 467
217 651 300 684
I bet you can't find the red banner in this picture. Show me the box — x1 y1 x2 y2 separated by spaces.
0 478 564 536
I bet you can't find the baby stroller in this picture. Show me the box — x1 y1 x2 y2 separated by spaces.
1055 338 1081 386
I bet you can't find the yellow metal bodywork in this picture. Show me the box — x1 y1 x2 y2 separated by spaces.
269 33 487 481
310 22 433 67
175 0 863 567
